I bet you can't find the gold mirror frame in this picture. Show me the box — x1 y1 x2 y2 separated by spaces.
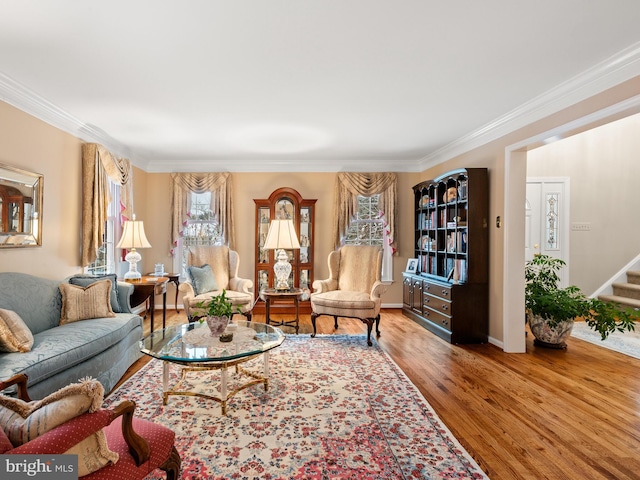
0 163 43 247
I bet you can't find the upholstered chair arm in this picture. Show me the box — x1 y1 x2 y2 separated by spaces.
9 401 151 466
229 276 253 294
178 282 196 317
178 281 195 297
0 373 31 401
312 278 338 293
370 280 388 299
9 409 113 455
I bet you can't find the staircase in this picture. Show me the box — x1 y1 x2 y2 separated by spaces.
598 270 640 310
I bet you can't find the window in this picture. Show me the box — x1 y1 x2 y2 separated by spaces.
343 194 393 281
86 182 120 274
174 191 223 278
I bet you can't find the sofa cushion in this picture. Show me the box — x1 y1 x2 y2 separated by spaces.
0 308 34 353
0 273 62 335
188 264 218 295
59 280 115 324
0 378 118 475
0 315 140 392
69 274 123 313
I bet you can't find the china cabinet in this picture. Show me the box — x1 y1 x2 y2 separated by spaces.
254 187 316 314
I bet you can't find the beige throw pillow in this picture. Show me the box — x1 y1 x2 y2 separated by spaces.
0 308 34 353
59 279 115 324
0 378 119 476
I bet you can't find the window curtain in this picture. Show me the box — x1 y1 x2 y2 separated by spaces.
334 172 397 253
170 172 235 253
81 143 133 266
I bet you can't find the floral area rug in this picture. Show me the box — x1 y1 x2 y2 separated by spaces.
105 334 488 479
571 321 640 360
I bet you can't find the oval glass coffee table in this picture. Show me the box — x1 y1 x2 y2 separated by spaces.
140 321 285 415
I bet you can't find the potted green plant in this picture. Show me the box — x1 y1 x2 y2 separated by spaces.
525 254 636 348
195 290 238 338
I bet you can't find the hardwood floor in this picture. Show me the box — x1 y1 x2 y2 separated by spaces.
115 309 640 480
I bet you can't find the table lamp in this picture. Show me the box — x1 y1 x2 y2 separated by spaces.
116 214 151 279
263 219 300 290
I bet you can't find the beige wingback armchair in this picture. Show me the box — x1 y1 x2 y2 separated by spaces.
310 245 386 346
178 246 254 321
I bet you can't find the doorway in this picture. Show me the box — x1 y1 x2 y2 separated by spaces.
525 177 570 287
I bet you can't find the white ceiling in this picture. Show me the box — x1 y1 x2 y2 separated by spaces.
1 1 640 173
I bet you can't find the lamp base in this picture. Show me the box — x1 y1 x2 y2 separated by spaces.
273 249 292 290
123 249 142 280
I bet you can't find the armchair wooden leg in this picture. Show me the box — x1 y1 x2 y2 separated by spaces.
160 446 182 480
364 319 374 346
333 316 339 330
311 312 318 337
375 314 381 337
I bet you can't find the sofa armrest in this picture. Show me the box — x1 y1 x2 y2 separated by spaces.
229 276 253 294
117 281 135 313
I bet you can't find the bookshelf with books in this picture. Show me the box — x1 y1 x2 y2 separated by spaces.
402 168 488 343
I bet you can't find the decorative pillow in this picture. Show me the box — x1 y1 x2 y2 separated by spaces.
0 308 34 353
59 280 115 325
0 378 118 475
69 274 122 313
188 264 219 295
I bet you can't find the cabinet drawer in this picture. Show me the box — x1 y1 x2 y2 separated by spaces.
422 307 451 331
423 292 451 316
422 281 451 301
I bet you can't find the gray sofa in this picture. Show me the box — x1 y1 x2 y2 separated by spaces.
0 272 143 399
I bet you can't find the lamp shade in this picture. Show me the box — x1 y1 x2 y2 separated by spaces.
116 217 151 249
263 219 300 250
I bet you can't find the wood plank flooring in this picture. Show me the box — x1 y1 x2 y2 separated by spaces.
115 309 640 480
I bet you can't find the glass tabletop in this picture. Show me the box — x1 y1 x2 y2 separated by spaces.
140 321 285 364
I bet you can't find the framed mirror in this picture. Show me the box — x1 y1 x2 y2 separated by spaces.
0 163 43 247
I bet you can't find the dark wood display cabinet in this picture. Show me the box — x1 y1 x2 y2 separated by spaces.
402 168 489 343
254 187 316 315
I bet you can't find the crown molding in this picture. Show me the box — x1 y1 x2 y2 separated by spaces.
417 41 640 171
0 72 133 160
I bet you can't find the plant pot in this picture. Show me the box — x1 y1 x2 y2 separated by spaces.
205 315 230 337
527 312 574 349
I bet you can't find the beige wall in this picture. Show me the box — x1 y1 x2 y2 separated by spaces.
0 102 84 279
527 112 640 295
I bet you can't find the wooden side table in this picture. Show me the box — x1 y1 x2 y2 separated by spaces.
146 272 180 313
125 276 169 332
260 288 303 334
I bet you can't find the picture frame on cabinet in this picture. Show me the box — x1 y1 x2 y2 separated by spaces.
406 258 418 274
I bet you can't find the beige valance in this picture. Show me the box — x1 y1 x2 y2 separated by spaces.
334 172 397 253
81 143 133 266
170 172 235 253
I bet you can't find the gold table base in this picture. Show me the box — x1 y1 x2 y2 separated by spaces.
161 351 271 415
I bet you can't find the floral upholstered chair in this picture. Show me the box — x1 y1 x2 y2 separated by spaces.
179 245 254 321
0 373 181 479
310 245 386 346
